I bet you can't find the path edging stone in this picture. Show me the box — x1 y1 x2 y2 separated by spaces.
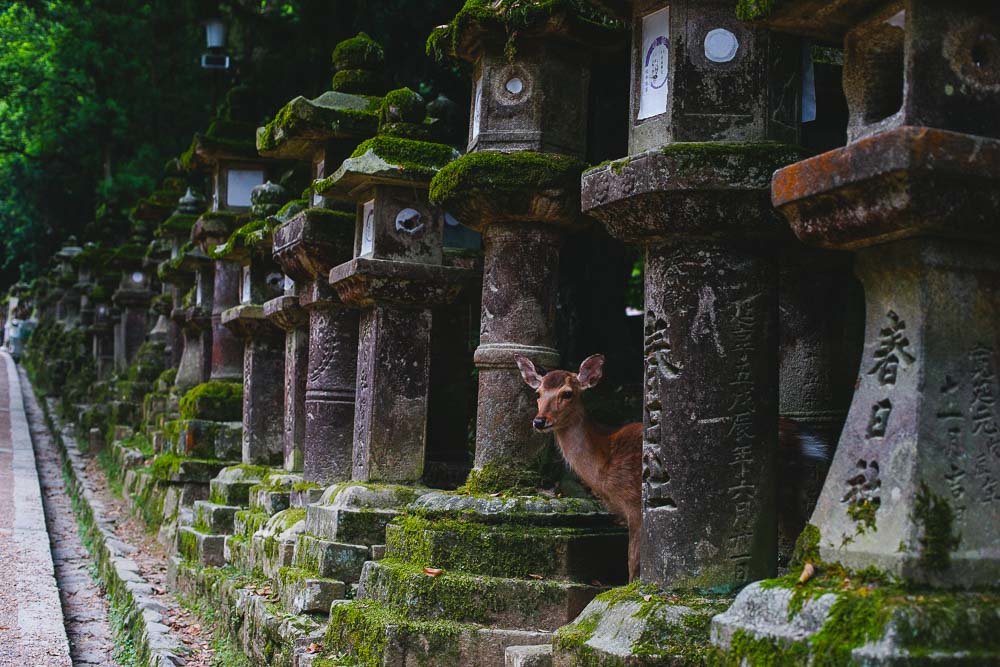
21 367 188 667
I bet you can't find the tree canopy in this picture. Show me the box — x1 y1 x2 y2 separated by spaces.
0 0 467 287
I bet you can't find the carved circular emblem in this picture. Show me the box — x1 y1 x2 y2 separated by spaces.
645 35 669 90
945 20 1000 91
704 28 739 63
395 208 426 237
505 77 523 95
130 271 144 284
265 272 283 291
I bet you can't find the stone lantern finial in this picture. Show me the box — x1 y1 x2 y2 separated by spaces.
178 188 207 215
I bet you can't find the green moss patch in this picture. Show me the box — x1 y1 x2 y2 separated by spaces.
179 381 243 421
913 482 961 574
428 0 624 61
430 150 585 214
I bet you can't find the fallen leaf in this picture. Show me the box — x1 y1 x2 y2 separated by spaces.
528 574 544 580
642 594 653 602
489 492 502 497
306 643 323 654
423 567 443 577
590 580 602 587
798 562 815 585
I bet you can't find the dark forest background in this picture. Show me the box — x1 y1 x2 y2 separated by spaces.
0 0 480 287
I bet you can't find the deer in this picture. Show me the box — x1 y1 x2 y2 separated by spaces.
514 353 834 585
514 353 644 582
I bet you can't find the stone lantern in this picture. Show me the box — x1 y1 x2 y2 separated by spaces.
712 2 1000 661
262 34 388 484
110 241 154 370
257 34 387 475
428 0 624 492
218 181 290 465
53 238 83 326
319 89 472 483
183 86 273 383
156 189 208 387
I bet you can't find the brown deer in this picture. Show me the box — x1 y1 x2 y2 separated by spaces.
514 353 643 581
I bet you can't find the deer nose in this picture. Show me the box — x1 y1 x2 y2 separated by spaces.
532 418 547 431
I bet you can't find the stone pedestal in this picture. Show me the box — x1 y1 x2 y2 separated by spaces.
584 144 802 591
223 306 284 465
113 288 152 369
175 251 214 393
209 259 243 382
273 209 358 484
263 294 309 472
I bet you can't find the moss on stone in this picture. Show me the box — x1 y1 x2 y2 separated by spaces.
332 32 385 71
735 0 775 21
150 452 183 481
350 135 457 173
179 381 243 421
428 0 625 61
913 482 960 573
790 523 821 568
430 150 585 209
331 69 382 96
380 88 425 124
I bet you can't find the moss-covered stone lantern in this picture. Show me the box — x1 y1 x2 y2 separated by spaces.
712 2 1000 662
109 240 154 371
217 181 290 465
156 188 208 384
263 34 388 485
428 0 625 492
319 89 472 483
53 238 83 326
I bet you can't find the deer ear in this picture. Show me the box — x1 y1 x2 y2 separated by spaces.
514 354 543 389
577 354 605 389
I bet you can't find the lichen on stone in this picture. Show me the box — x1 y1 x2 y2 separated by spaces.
912 482 960 573
178 381 244 421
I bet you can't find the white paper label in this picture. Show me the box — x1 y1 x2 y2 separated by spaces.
471 76 483 141
226 169 264 208
242 266 252 303
360 199 375 256
638 7 670 121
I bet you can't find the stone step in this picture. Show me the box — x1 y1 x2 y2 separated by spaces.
293 534 370 584
385 516 628 583
249 472 303 515
208 464 270 505
168 419 242 460
176 525 226 567
247 507 307 577
327 599 551 667
305 483 431 545
151 455 232 483
275 566 347 615
505 645 553 667
234 508 270 538
357 560 603 632
193 500 241 534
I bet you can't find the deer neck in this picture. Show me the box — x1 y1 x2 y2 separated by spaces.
553 413 608 483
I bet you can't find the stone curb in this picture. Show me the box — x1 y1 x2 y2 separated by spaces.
21 370 188 667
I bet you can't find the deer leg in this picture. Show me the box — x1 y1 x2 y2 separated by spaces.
627 522 640 582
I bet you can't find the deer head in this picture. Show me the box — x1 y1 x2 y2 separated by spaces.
514 353 605 433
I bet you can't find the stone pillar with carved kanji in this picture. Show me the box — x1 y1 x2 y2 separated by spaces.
580 0 801 594
219 181 290 465
711 2 1000 662
320 90 472 483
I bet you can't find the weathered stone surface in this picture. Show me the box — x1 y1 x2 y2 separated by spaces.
505 644 552 667
712 580 1000 664
357 559 602 632
774 128 1000 588
209 464 267 505
193 499 241 534
172 419 242 460
176 526 226 567
553 588 731 667
305 483 429 544
294 534 370 583
264 294 309 472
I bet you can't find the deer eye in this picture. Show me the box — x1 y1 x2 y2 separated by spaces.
561 390 573 400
